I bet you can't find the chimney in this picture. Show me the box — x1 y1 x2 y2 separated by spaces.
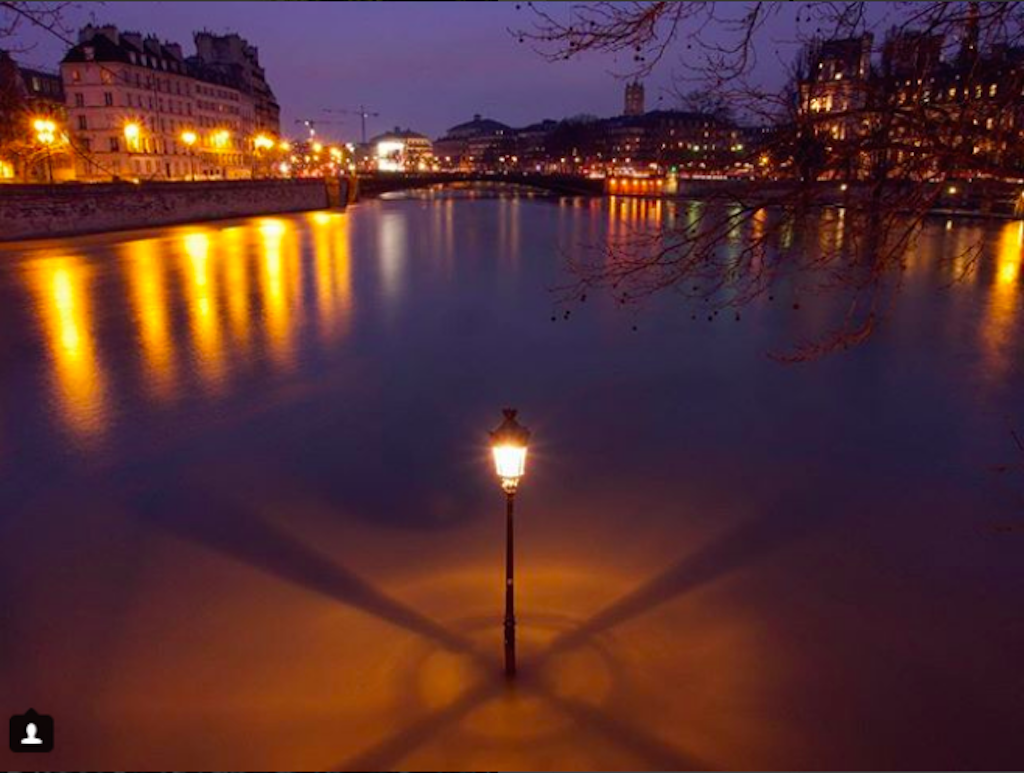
121 31 143 50
164 42 183 61
79 24 119 45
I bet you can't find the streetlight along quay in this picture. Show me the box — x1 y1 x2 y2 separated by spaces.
489 408 531 678
32 118 57 183
181 130 197 181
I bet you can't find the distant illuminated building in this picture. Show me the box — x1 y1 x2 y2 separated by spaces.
434 114 513 170
370 127 434 172
624 80 645 117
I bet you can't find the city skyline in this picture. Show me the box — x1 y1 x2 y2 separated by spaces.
10 1 832 141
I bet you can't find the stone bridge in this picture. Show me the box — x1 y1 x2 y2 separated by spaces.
353 172 605 200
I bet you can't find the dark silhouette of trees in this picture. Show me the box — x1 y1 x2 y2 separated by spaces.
0 2 76 50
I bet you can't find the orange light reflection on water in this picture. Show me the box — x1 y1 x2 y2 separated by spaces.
126 238 176 401
979 221 1023 385
181 230 228 392
32 256 107 440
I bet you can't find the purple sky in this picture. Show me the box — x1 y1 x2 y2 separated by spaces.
11 1 890 141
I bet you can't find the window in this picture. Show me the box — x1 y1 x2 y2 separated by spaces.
78 115 87 131
989 83 998 97
71 69 81 82
104 92 113 106
74 92 84 107
81 138 91 152
101 69 113 85
109 137 119 152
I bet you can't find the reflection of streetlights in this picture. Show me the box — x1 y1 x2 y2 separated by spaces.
33 117 57 183
181 130 197 181
489 408 531 678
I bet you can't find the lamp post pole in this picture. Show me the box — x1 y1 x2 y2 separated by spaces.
490 408 529 680
504 488 516 678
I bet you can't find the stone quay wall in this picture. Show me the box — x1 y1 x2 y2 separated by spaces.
0 178 347 242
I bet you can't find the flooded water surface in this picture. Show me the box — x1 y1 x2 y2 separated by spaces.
0 191 1022 769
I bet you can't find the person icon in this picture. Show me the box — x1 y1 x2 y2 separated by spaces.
20 723 44 745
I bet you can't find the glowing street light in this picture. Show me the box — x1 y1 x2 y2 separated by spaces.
32 117 57 183
180 130 197 181
253 134 275 178
123 121 141 151
489 408 531 678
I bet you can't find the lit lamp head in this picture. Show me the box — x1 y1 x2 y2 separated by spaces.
33 118 57 145
490 408 531 494
181 130 197 147
254 134 275 151
124 121 141 151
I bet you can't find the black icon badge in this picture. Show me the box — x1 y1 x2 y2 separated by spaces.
9 709 54 753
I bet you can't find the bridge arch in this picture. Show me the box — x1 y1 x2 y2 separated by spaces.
353 172 604 200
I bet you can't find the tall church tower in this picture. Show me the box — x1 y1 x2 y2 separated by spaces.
624 80 645 116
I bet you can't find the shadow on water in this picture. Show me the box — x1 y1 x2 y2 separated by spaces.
134 486 477 656
336 485 824 770
547 487 824 656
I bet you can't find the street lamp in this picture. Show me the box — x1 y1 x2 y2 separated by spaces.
124 122 142 179
32 117 57 183
181 130 197 181
253 133 275 179
489 408 530 678
124 121 141 149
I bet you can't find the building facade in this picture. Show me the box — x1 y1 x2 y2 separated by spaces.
193 32 280 136
797 20 1024 181
370 127 434 172
0 50 71 181
61 24 275 181
434 115 514 170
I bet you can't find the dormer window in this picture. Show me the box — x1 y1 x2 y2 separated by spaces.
84 46 95 61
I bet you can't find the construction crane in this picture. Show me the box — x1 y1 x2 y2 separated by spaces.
325 106 380 144
294 117 344 140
